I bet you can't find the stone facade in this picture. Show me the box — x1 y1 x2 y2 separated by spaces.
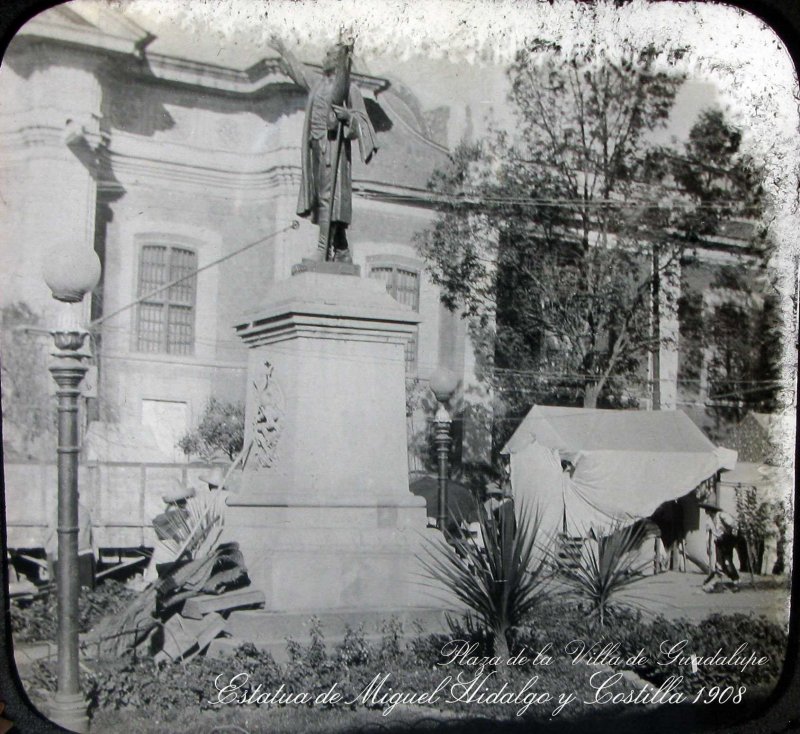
0 5 468 464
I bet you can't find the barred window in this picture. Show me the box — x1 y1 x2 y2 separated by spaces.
368 263 420 373
135 245 196 355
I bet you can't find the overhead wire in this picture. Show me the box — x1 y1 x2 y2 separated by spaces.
89 221 299 329
353 187 764 214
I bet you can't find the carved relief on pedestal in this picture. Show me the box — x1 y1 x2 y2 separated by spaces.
250 360 285 469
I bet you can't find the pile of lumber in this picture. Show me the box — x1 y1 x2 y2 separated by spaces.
156 587 265 662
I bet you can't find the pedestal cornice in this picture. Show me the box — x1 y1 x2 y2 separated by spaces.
234 271 422 347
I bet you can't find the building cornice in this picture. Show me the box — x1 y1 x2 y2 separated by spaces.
17 6 154 58
16 9 391 99
143 53 389 97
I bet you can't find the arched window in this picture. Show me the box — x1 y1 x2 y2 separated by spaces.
367 257 421 373
135 244 197 355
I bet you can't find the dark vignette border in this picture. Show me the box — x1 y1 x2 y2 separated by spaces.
0 0 797 732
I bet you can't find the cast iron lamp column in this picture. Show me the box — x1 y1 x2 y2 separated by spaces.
429 368 460 532
43 246 101 734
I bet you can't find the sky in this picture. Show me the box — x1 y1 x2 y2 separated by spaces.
49 0 800 241
115 1 721 150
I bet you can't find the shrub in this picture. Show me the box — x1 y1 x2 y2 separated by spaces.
11 580 136 643
336 624 372 667
613 612 787 692
557 522 651 627
377 617 405 662
177 397 244 462
419 500 551 659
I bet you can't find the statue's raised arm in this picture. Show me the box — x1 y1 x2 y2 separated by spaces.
268 36 311 91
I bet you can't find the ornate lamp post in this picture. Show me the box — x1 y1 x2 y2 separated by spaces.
43 245 101 733
429 367 460 532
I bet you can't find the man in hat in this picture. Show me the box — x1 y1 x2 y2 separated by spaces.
268 36 378 263
700 501 740 590
198 466 225 493
484 483 517 540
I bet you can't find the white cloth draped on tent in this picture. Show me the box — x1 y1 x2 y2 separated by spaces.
503 406 737 537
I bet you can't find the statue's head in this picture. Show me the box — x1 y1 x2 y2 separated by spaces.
322 44 348 74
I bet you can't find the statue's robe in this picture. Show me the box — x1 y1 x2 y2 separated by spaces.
296 79 378 225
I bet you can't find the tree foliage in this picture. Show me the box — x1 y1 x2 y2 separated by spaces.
177 397 244 461
417 44 767 423
1 302 56 460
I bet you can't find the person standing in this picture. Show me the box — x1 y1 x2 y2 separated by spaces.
700 501 740 590
483 484 517 540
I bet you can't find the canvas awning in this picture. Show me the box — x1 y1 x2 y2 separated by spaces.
501 406 737 537
718 461 793 505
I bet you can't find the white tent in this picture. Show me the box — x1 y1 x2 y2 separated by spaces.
501 406 737 537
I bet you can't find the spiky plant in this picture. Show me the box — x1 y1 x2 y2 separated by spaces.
558 522 651 627
419 500 550 659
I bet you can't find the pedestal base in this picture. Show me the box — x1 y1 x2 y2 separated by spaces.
290 258 360 276
225 497 433 612
48 692 89 733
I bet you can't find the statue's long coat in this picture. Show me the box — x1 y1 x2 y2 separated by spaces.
296 80 378 224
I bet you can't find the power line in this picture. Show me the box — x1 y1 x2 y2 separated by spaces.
488 367 783 385
89 221 299 329
355 188 764 215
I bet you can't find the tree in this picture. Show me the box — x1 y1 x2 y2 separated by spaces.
418 45 765 424
0 302 56 460
177 398 244 462
672 109 775 429
668 109 765 239
735 485 774 581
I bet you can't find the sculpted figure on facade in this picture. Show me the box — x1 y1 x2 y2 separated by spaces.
269 36 378 263
250 360 285 469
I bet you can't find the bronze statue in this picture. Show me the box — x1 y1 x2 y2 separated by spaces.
269 37 378 263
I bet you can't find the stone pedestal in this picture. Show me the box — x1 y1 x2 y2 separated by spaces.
225 270 433 612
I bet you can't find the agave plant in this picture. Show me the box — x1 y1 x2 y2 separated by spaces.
558 521 651 627
419 499 550 659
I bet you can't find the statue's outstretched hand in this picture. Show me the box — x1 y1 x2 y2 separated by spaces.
267 35 287 55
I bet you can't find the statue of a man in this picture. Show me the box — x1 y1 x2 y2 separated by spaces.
269 37 378 263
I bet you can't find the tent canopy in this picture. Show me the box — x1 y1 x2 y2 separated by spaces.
717 461 793 506
501 406 737 537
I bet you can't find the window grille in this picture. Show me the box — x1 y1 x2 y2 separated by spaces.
368 264 420 373
135 245 197 355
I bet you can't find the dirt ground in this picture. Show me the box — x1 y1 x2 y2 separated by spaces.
621 570 791 626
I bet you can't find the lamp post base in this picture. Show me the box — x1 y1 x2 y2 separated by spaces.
48 691 89 733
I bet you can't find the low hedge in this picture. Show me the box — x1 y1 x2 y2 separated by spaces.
21 604 788 720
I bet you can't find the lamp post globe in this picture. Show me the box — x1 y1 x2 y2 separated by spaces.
43 245 101 303
44 244 99 734
429 367 459 405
